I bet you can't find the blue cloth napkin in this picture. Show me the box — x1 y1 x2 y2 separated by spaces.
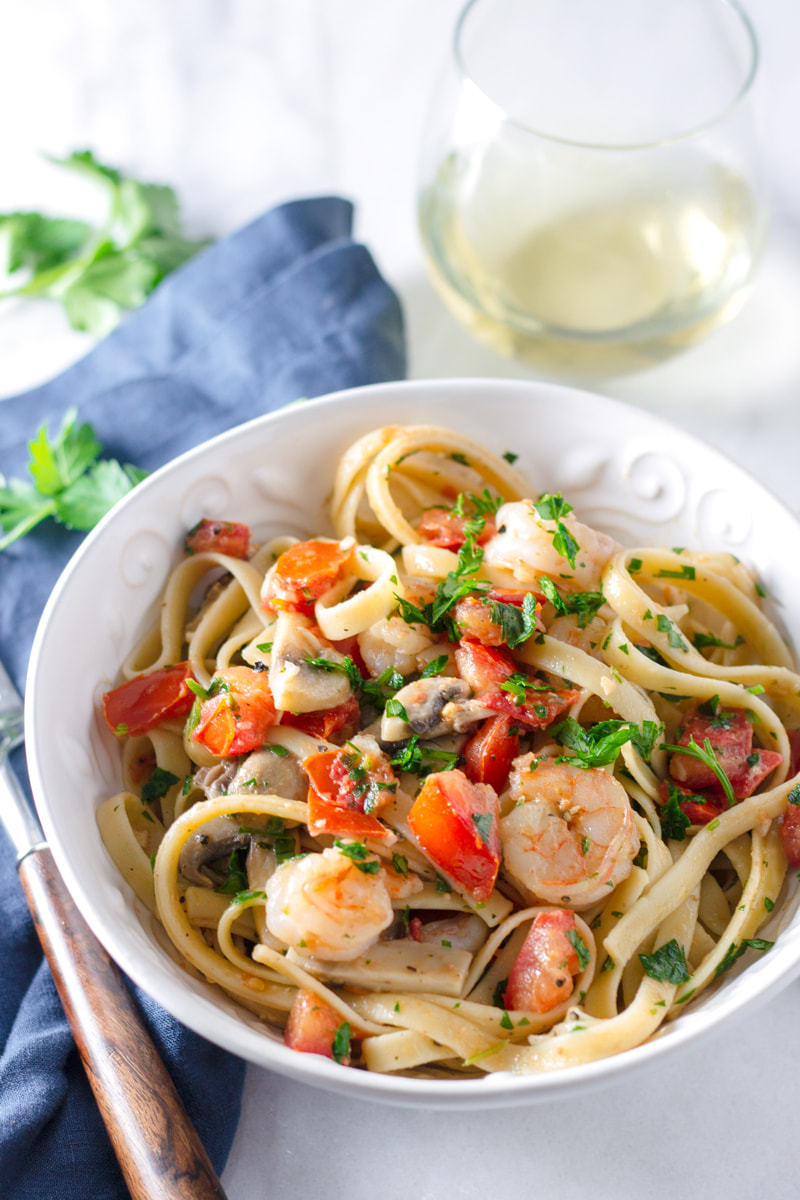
0 196 406 1198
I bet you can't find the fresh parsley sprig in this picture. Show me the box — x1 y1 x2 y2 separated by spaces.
0 407 147 551
0 149 210 336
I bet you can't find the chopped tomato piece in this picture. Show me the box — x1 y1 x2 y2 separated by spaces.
669 706 783 799
454 590 543 647
481 685 580 730
781 802 800 867
408 916 423 943
454 640 515 693
504 909 583 1014
262 539 349 615
658 779 726 825
282 695 361 743
192 666 277 757
304 750 396 843
728 749 783 798
464 715 519 793
417 508 496 551
284 989 351 1063
407 769 501 902
103 662 196 736
184 518 250 558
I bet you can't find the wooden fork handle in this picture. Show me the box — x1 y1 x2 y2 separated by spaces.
18 847 229 1200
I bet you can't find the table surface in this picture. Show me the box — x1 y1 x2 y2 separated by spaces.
3 2 799 1196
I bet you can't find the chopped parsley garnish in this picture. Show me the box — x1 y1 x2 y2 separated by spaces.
334 840 380 873
566 929 591 971
420 655 450 678
391 853 409 878
692 632 744 652
655 565 696 580
552 717 661 769
384 697 409 722
232 888 266 905
332 1022 352 1064
660 783 693 841
499 1010 514 1030
486 592 540 648
141 767 180 805
502 451 518 464
471 811 495 846
215 848 249 895
638 939 691 984
394 525 490 638
533 493 572 522
532 493 579 569
390 735 458 777
538 574 605 630
715 937 774 978
303 653 364 691
655 613 689 652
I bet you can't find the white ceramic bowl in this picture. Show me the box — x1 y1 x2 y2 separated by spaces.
25 378 800 1108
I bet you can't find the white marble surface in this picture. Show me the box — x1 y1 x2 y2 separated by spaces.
3 1 800 1196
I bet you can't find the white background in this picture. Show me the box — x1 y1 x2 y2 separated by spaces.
2 2 799 1196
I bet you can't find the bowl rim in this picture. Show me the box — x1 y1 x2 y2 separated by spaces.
24 375 800 1106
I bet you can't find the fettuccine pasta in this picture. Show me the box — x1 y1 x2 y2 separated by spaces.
97 425 800 1077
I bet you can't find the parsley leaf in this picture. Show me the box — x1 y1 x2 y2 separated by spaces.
390 734 458 777
0 149 209 336
334 840 380 874
471 812 495 846
552 717 661 769
714 937 774 978
331 1022 352 1064
655 613 689 652
0 407 146 551
660 783 692 841
638 939 691 984
141 768 180 805
565 928 591 971
538 574 605 629
486 592 540 648
532 494 580 568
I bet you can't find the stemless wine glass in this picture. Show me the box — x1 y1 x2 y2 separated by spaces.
417 0 766 377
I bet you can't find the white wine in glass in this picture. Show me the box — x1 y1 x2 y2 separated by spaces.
418 0 766 378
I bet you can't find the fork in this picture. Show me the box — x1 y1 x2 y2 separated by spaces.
0 655 228 1200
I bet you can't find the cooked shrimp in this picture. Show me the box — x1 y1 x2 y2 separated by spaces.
358 615 436 676
482 500 619 593
500 755 638 909
265 846 394 961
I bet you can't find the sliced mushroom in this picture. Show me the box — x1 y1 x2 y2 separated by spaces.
269 611 351 713
380 676 494 741
178 815 250 887
227 748 308 803
194 760 239 800
413 913 488 954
